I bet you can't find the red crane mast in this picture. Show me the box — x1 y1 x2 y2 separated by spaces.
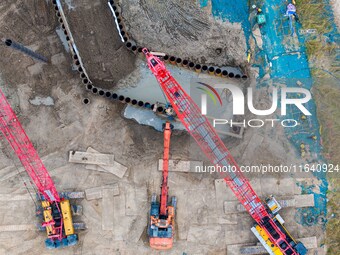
0 89 60 202
142 48 302 255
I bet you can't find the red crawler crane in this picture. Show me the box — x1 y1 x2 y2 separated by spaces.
0 88 77 249
142 48 307 255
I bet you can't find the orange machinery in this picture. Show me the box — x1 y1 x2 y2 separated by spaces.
148 122 176 250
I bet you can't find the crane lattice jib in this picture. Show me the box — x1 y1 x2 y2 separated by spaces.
0 89 60 202
143 49 297 255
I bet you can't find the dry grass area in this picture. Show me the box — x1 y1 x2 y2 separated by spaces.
296 0 339 77
296 1 340 254
313 81 340 255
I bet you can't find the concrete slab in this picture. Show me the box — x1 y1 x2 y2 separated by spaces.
85 162 127 178
112 192 127 240
101 188 115 231
224 200 239 214
0 225 35 231
86 147 127 178
295 194 315 207
215 179 236 215
85 184 119 200
0 194 31 201
158 159 203 172
125 184 147 216
126 206 148 243
69 151 115 166
187 225 223 245
299 236 318 249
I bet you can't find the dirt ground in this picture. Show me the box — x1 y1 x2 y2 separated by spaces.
64 0 137 89
0 1 327 254
121 0 247 67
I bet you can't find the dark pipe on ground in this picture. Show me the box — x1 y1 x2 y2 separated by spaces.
138 101 144 107
126 41 132 48
202 65 208 73
118 95 125 101
83 98 90 105
215 68 222 76
235 74 241 79
78 66 83 73
131 99 137 105
242 75 248 80
208 66 215 75
228 72 235 78
131 45 137 52
3 39 48 63
222 70 228 77
86 84 93 90
176 58 182 66
112 93 118 99
182 60 189 68
82 78 89 85
138 48 143 54
125 97 131 103
92 87 98 94
73 55 78 60
195 64 202 73
189 62 195 69
169 56 176 65
106 92 112 98
163 55 169 62
123 36 128 42
144 102 151 108
80 73 86 79
157 106 164 113
99 90 105 96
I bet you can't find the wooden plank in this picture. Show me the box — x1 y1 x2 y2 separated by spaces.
85 148 127 178
158 159 203 172
102 189 115 231
68 151 115 166
85 184 119 201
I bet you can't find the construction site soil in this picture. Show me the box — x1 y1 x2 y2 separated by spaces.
0 1 328 254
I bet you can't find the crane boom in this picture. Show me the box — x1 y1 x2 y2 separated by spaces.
160 122 171 216
0 89 59 202
142 49 304 255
